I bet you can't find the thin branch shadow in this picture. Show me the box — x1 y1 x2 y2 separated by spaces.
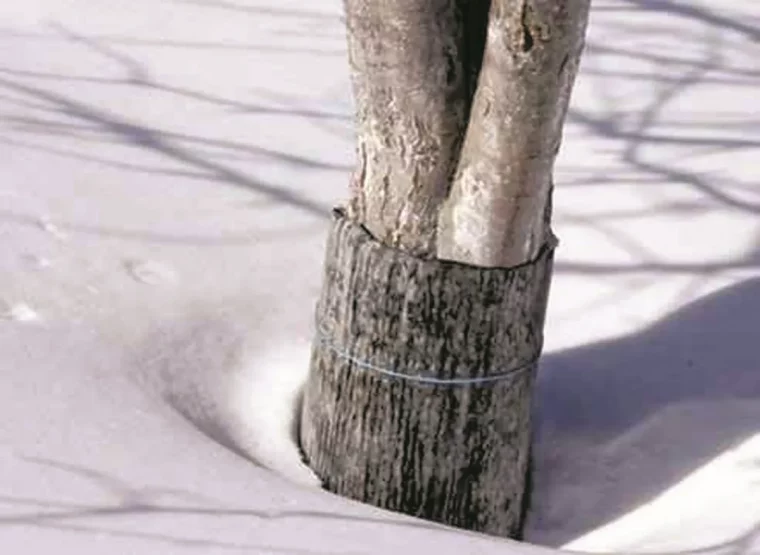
35 24 350 121
169 0 343 24
626 0 760 42
0 25 345 55
0 76 331 219
0 208 322 246
0 455 460 552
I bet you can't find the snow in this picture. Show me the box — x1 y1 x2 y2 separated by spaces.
1 0 758 553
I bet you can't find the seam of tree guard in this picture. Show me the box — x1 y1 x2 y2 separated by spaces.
315 330 540 387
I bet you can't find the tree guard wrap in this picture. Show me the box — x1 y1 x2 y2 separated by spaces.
300 208 555 538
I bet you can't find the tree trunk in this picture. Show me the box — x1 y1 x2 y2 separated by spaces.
438 0 590 267
343 0 488 258
300 0 589 538
301 209 554 537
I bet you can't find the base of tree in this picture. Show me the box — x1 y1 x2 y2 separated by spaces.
300 209 555 538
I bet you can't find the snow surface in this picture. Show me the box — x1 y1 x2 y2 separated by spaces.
1 0 758 553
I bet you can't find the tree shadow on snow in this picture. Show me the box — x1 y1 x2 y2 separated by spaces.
528 277 760 546
0 455 464 553
0 22 347 239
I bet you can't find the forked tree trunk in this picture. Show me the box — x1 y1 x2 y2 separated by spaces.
301 0 589 538
438 0 590 267
342 0 488 257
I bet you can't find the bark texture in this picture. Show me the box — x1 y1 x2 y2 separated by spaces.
301 0 590 539
301 210 555 537
344 0 489 258
437 0 590 267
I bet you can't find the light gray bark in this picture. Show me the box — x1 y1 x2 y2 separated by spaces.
344 0 488 257
438 0 590 267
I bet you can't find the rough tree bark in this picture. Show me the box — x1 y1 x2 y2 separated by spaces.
343 0 486 258
438 0 590 267
300 0 590 539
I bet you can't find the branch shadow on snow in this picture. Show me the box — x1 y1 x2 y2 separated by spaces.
0 456 461 553
0 15 346 55
168 0 343 24
621 0 760 43
0 22 351 244
555 0 760 280
528 277 760 548
0 75 332 218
